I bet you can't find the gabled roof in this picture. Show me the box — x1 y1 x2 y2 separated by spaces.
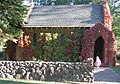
23 4 104 28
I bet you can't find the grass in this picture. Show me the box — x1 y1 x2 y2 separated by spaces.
0 78 61 84
0 80 31 84
0 78 40 84
113 60 120 75
117 59 120 63
116 53 120 60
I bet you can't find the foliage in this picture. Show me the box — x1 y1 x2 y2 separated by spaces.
75 0 92 4
33 0 101 5
109 0 120 55
34 29 85 62
113 67 120 75
91 0 101 4
74 0 101 4
113 60 120 75
116 37 120 52
117 54 120 60
0 0 27 50
111 2 120 37
54 0 68 5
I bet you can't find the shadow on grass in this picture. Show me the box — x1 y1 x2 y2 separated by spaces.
113 67 120 75
113 60 120 75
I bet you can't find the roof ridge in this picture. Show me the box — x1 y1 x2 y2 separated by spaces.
33 4 102 7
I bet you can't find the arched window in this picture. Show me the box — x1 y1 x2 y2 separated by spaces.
33 33 37 46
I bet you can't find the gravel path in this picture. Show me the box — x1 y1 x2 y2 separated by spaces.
94 67 120 84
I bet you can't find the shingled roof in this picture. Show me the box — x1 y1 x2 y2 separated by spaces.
23 4 104 28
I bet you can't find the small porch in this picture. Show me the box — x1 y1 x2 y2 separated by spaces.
81 23 117 67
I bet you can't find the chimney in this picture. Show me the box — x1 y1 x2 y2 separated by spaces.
102 0 112 31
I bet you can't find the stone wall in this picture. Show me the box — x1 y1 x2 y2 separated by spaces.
0 59 93 82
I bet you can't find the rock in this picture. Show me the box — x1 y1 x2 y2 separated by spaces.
40 75 45 80
42 69 46 75
80 74 84 78
38 70 42 75
5 73 13 79
11 70 16 76
83 72 87 75
30 76 33 80
6 68 11 73
0 61 93 82
21 69 26 76
83 78 88 82
56 67 61 73
25 72 31 80
89 72 94 77
50 67 54 75
15 74 22 79
15 66 19 70
43 64 47 68
0 72 6 78
32 68 35 73
33 72 40 80
35 67 39 71
15 68 23 74
75 74 79 80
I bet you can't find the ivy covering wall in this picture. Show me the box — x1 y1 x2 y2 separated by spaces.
23 28 86 62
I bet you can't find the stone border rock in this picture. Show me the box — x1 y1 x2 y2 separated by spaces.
0 59 93 82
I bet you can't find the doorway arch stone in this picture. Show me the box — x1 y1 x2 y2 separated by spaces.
81 23 117 66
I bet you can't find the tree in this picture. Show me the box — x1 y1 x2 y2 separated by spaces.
33 0 101 5
109 0 120 52
54 0 68 5
74 0 91 4
0 0 27 50
111 1 120 36
91 0 101 4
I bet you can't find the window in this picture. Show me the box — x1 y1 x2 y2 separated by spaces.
61 33 65 46
33 33 37 46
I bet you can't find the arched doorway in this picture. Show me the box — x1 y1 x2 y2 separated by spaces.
81 23 117 67
94 36 104 63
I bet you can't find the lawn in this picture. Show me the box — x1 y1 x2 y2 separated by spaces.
0 78 59 84
0 80 30 84
0 78 41 84
113 60 120 75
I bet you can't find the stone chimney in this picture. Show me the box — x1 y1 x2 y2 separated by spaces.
102 0 112 31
